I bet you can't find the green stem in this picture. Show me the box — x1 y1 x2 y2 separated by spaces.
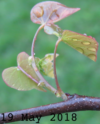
53 38 68 100
31 25 59 96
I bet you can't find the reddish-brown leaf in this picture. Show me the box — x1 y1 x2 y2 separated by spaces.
31 1 80 24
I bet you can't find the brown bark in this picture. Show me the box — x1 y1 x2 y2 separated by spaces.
0 94 100 123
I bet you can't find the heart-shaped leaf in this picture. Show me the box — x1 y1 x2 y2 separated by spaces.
2 52 46 91
31 1 80 24
62 30 98 61
35 53 59 78
2 67 45 91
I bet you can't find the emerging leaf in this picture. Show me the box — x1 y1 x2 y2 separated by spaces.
62 30 98 61
2 67 45 91
45 53 59 61
35 53 59 78
17 52 39 81
2 52 46 92
31 1 80 24
44 23 63 37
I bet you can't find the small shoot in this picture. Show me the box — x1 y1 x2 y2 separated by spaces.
2 1 98 101
30 1 80 100
43 23 98 100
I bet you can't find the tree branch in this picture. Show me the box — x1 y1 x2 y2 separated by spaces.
0 94 100 123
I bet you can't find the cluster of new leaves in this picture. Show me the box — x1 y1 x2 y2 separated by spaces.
2 52 58 91
31 1 98 61
35 53 59 78
2 1 98 95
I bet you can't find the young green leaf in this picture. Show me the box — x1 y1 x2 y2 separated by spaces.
62 30 98 61
2 52 46 92
2 67 45 91
31 1 80 24
35 53 59 78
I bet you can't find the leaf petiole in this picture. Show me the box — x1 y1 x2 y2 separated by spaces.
31 24 60 97
17 66 39 84
53 38 68 100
